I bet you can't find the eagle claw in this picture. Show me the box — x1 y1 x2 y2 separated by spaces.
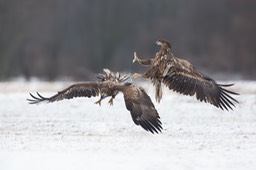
133 52 138 63
108 98 114 106
94 99 102 106
132 73 142 78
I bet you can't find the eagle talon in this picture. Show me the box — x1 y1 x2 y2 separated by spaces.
108 98 114 106
132 73 142 78
94 99 102 106
133 52 139 63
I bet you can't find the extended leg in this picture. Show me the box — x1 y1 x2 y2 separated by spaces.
133 52 153 66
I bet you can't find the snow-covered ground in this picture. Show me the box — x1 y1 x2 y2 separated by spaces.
0 80 256 170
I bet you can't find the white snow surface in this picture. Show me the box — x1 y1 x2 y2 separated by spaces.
0 80 256 170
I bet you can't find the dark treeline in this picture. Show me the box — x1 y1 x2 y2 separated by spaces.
0 0 255 80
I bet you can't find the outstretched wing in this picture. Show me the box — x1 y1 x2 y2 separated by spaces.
27 82 101 104
121 83 162 134
162 58 239 111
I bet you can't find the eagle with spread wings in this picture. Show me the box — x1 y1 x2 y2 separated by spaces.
27 69 162 134
133 40 239 111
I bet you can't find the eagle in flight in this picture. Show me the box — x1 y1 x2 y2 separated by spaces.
27 69 162 134
133 40 239 111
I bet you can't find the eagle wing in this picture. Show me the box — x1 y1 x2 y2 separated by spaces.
27 82 101 104
162 58 239 111
121 84 162 134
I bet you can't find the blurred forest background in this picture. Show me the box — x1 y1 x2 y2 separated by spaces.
0 0 255 81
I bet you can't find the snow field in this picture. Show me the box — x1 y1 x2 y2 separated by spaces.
0 81 256 170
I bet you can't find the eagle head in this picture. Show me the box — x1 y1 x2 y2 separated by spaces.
156 40 172 50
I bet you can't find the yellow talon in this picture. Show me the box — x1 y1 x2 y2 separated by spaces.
94 99 102 106
132 73 142 78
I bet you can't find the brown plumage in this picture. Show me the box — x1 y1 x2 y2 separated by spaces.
27 69 162 134
133 40 239 111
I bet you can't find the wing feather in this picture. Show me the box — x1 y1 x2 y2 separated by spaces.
121 84 162 134
27 82 100 104
162 60 239 111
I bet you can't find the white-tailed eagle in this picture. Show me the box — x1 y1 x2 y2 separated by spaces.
133 40 239 111
27 69 162 134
